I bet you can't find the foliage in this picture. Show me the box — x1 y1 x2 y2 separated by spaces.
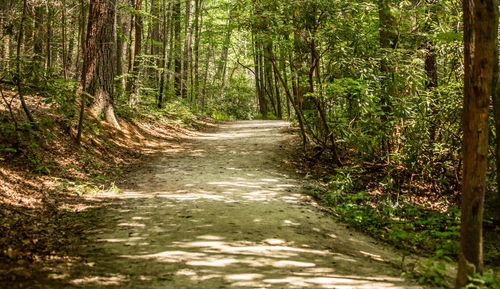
307 167 462 260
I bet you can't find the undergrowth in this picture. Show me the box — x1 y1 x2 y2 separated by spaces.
304 165 500 288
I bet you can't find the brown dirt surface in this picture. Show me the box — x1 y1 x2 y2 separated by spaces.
14 120 425 289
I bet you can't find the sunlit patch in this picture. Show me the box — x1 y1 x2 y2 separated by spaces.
329 233 337 239
208 181 262 189
312 227 321 232
131 216 150 220
284 220 300 226
157 193 225 200
225 273 263 281
97 237 144 243
121 250 206 263
359 250 384 262
197 235 225 240
176 268 197 276
253 218 262 222
264 238 286 245
70 274 127 286
272 260 315 268
117 222 145 227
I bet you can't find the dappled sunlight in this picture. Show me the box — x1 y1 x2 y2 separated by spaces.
70 274 128 286
56 121 421 289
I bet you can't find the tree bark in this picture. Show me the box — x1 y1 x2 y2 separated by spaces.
192 0 202 102
83 0 120 129
456 0 498 287
173 0 182 97
493 21 500 224
16 0 36 126
127 0 143 105
158 0 172 108
182 0 193 99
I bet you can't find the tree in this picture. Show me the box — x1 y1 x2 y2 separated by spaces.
456 0 498 287
82 0 120 129
173 0 182 97
126 0 143 105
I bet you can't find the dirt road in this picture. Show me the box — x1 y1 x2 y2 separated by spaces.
58 121 423 288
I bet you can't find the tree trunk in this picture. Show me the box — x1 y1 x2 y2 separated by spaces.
45 3 52 70
378 0 398 156
158 0 172 108
1 1 12 72
192 0 202 102
116 2 129 95
76 0 87 81
493 22 500 224
83 0 120 129
127 0 143 105
456 0 498 287
173 0 182 97
16 0 36 126
216 7 231 95
182 0 193 99
61 0 68 80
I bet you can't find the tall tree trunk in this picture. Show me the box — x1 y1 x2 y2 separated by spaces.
127 0 143 105
424 0 439 141
1 1 12 72
201 41 212 108
33 5 45 65
493 21 500 224
61 0 68 80
279 46 290 119
378 0 398 156
182 0 193 98
456 0 498 287
166 0 175 97
173 0 182 97
115 2 129 96
158 0 171 108
264 40 277 117
83 0 120 129
45 3 52 70
216 7 231 95
16 0 36 126
76 0 88 81
192 0 201 102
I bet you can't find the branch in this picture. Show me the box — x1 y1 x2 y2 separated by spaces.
235 58 255 76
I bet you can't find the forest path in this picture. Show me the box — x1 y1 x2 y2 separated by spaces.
63 120 423 288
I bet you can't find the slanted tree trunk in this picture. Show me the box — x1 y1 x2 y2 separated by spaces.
456 0 498 287
83 0 120 129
